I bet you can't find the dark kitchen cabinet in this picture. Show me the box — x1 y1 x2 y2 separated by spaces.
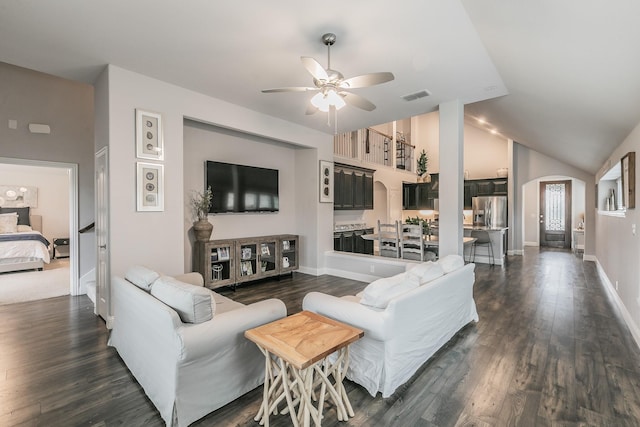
475 180 495 196
493 179 508 194
464 181 477 209
402 174 439 210
334 228 374 255
334 163 375 210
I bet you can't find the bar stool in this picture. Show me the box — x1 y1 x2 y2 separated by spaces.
470 230 494 266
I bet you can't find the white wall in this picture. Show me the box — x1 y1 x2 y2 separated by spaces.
0 62 94 276
0 163 69 244
182 120 300 271
411 111 509 178
594 120 640 344
95 65 332 283
513 143 595 257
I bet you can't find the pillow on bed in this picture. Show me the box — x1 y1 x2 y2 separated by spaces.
0 213 18 234
17 225 32 232
0 207 30 226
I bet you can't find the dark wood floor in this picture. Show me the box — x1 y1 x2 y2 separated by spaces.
2 247 640 426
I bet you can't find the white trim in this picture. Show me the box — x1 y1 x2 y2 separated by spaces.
297 266 320 276
0 157 79 295
508 249 523 256
595 258 640 350
524 241 539 247
583 254 597 262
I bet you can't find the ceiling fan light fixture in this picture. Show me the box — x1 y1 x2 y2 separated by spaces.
310 89 345 112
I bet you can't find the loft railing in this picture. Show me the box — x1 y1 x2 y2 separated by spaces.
334 128 415 171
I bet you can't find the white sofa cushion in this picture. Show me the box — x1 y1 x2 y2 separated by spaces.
438 254 465 273
407 261 444 284
151 276 214 323
125 265 160 291
360 273 419 309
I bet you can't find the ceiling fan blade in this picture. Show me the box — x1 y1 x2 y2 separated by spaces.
262 87 318 93
341 72 395 89
301 57 329 81
340 92 376 111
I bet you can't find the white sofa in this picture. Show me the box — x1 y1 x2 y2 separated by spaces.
303 255 477 398
108 267 287 427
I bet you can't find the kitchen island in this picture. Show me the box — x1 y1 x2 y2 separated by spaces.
463 226 508 266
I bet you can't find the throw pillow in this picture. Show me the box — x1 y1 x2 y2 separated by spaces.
17 224 33 232
151 276 214 323
0 207 30 226
438 254 465 273
407 261 444 285
124 265 160 291
0 213 18 234
360 273 419 309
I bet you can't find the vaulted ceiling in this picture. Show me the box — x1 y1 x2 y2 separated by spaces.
1 0 639 174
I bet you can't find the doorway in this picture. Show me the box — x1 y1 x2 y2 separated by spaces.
539 180 572 248
0 157 79 297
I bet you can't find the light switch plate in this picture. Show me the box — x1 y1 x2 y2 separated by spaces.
8 119 17 129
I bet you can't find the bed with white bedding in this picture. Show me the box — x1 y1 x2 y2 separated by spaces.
0 214 50 273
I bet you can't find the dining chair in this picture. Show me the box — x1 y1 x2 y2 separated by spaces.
377 220 400 258
470 229 494 265
401 222 425 261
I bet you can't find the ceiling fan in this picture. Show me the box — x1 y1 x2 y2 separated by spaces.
262 33 395 117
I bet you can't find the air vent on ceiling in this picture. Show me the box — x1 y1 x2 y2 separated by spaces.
402 90 431 102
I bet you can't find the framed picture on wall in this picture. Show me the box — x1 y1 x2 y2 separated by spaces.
319 160 334 203
136 162 164 212
136 109 164 160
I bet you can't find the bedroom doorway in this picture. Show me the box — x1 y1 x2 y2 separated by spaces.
0 158 79 301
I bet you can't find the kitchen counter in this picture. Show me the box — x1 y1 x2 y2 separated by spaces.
463 227 508 266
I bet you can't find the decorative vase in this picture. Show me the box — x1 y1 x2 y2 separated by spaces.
193 219 213 242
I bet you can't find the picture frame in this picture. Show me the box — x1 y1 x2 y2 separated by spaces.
136 162 164 212
621 152 636 209
218 247 230 260
261 244 270 256
136 109 164 160
242 247 252 260
319 160 334 203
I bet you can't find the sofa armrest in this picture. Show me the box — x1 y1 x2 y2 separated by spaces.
173 272 204 287
303 292 390 341
178 298 287 362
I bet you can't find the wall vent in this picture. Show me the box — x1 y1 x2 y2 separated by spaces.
402 90 431 102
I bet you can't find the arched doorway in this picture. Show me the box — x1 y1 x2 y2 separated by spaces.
522 175 586 251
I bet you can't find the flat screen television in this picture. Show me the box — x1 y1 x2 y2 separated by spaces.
206 161 279 213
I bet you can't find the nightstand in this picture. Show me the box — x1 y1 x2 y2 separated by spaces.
53 237 70 259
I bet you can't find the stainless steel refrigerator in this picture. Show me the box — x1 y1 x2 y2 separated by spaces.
472 196 507 228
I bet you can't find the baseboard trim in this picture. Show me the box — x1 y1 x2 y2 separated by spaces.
509 249 524 256
79 268 95 296
297 266 320 276
324 268 376 283
595 258 640 350
524 241 539 247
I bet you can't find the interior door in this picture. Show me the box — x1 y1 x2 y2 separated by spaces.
95 147 110 323
540 180 571 248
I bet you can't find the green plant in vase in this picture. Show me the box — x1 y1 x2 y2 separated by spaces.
416 149 430 182
191 186 214 241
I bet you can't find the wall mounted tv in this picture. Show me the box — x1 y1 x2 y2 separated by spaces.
206 161 279 213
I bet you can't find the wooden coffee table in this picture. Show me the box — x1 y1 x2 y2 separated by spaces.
245 310 364 427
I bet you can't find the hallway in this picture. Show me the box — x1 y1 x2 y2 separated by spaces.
1 248 639 426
